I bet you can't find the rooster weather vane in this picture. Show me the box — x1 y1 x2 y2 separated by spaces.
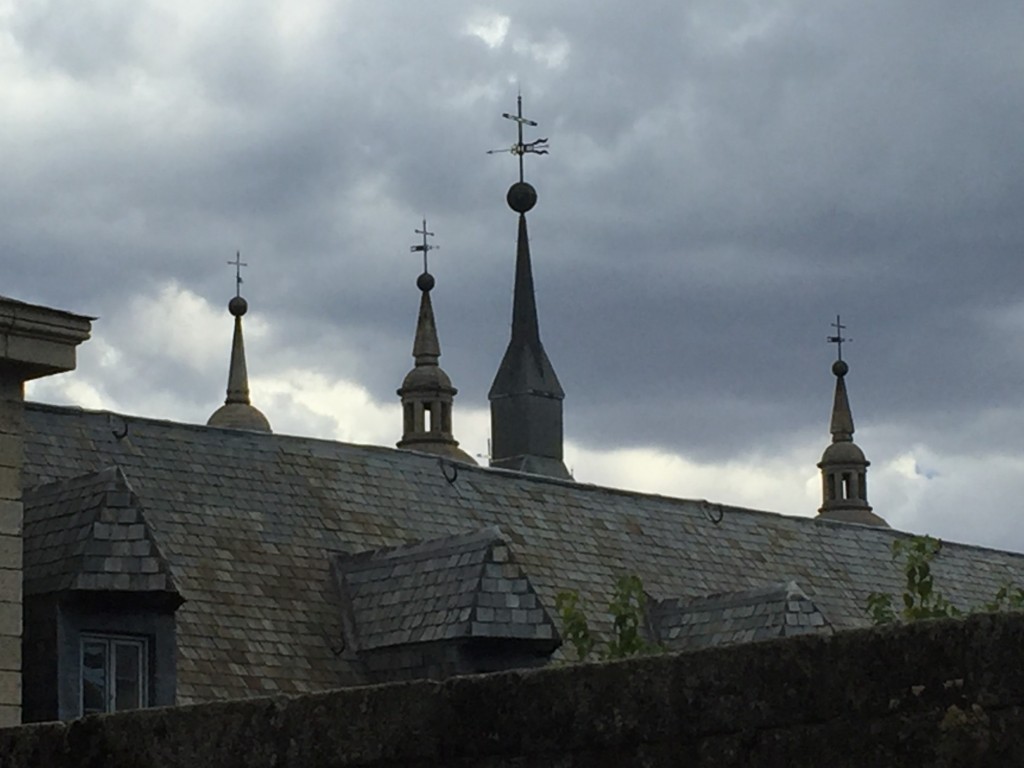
486 94 549 183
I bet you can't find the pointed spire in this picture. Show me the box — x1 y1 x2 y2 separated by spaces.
487 96 569 479
412 281 441 364
817 317 885 526
829 364 855 442
207 255 271 432
489 213 565 400
397 221 475 464
510 213 542 349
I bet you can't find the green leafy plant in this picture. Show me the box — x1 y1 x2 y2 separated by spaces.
981 584 1024 613
554 589 596 662
867 536 961 624
556 574 657 662
867 534 1024 624
603 573 655 659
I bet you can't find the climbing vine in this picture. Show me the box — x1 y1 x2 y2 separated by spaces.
555 573 658 662
867 535 1024 624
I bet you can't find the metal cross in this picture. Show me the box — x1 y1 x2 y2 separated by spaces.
827 315 851 361
486 93 549 183
410 219 438 273
228 252 248 297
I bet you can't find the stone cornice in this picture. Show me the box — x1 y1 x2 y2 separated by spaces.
0 297 93 380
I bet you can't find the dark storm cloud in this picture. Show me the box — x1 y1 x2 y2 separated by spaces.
7 1 1024 546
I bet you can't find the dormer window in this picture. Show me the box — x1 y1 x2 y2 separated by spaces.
81 633 149 715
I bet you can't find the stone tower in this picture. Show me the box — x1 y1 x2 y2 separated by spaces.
207 266 272 433
817 322 886 526
396 222 476 464
488 97 570 479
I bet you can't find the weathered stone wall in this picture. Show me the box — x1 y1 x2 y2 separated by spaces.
0 377 25 727
3 612 1024 767
0 297 91 726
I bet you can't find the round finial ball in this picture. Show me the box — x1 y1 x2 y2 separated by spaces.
506 181 537 213
832 360 849 377
416 272 435 292
228 296 248 317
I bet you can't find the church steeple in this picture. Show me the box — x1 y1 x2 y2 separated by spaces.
487 95 569 479
207 253 272 433
817 316 885 526
397 221 475 464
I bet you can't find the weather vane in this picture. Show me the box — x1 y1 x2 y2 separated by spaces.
228 251 248 297
410 218 438 274
827 315 851 361
486 93 549 183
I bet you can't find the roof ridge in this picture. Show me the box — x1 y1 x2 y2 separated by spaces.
466 542 493 628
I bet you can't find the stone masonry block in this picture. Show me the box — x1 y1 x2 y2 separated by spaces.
0 670 21 704
0 534 22 568
0 501 20 536
0 635 20 671
0 467 20 501
0 434 21 470
0 703 18 728
0 570 19 604
0 383 24 435
0 601 22 637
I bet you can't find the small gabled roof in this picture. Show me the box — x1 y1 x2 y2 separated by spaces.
650 581 832 651
23 465 180 601
330 526 559 653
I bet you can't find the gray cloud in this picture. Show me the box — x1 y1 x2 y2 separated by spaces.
7 0 1024 548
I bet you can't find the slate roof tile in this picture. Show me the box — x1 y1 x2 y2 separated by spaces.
23 465 180 599
330 526 559 654
20 403 1024 704
651 581 835 651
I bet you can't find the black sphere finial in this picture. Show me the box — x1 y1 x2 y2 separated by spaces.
832 359 849 377
228 295 248 317
417 272 435 292
507 181 537 213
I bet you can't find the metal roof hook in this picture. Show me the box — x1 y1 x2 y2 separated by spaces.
439 457 459 485
108 413 129 440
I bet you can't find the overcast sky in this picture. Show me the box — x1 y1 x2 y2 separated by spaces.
7 1 1024 553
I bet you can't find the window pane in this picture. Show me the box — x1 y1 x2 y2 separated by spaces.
82 640 108 715
114 642 142 711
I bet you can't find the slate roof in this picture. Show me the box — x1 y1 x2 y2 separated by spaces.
22 465 178 599
650 581 832 651
330 526 558 652
21 402 1024 705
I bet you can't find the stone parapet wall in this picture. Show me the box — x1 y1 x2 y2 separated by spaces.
3 612 1024 767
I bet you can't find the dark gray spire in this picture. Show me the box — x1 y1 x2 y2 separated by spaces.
817 320 884 526
397 224 475 464
489 212 564 400
487 97 568 479
487 188 568 478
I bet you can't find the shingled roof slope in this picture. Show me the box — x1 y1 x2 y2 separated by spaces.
650 581 832 651
23 465 178 598
21 403 1024 704
331 526 558 651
